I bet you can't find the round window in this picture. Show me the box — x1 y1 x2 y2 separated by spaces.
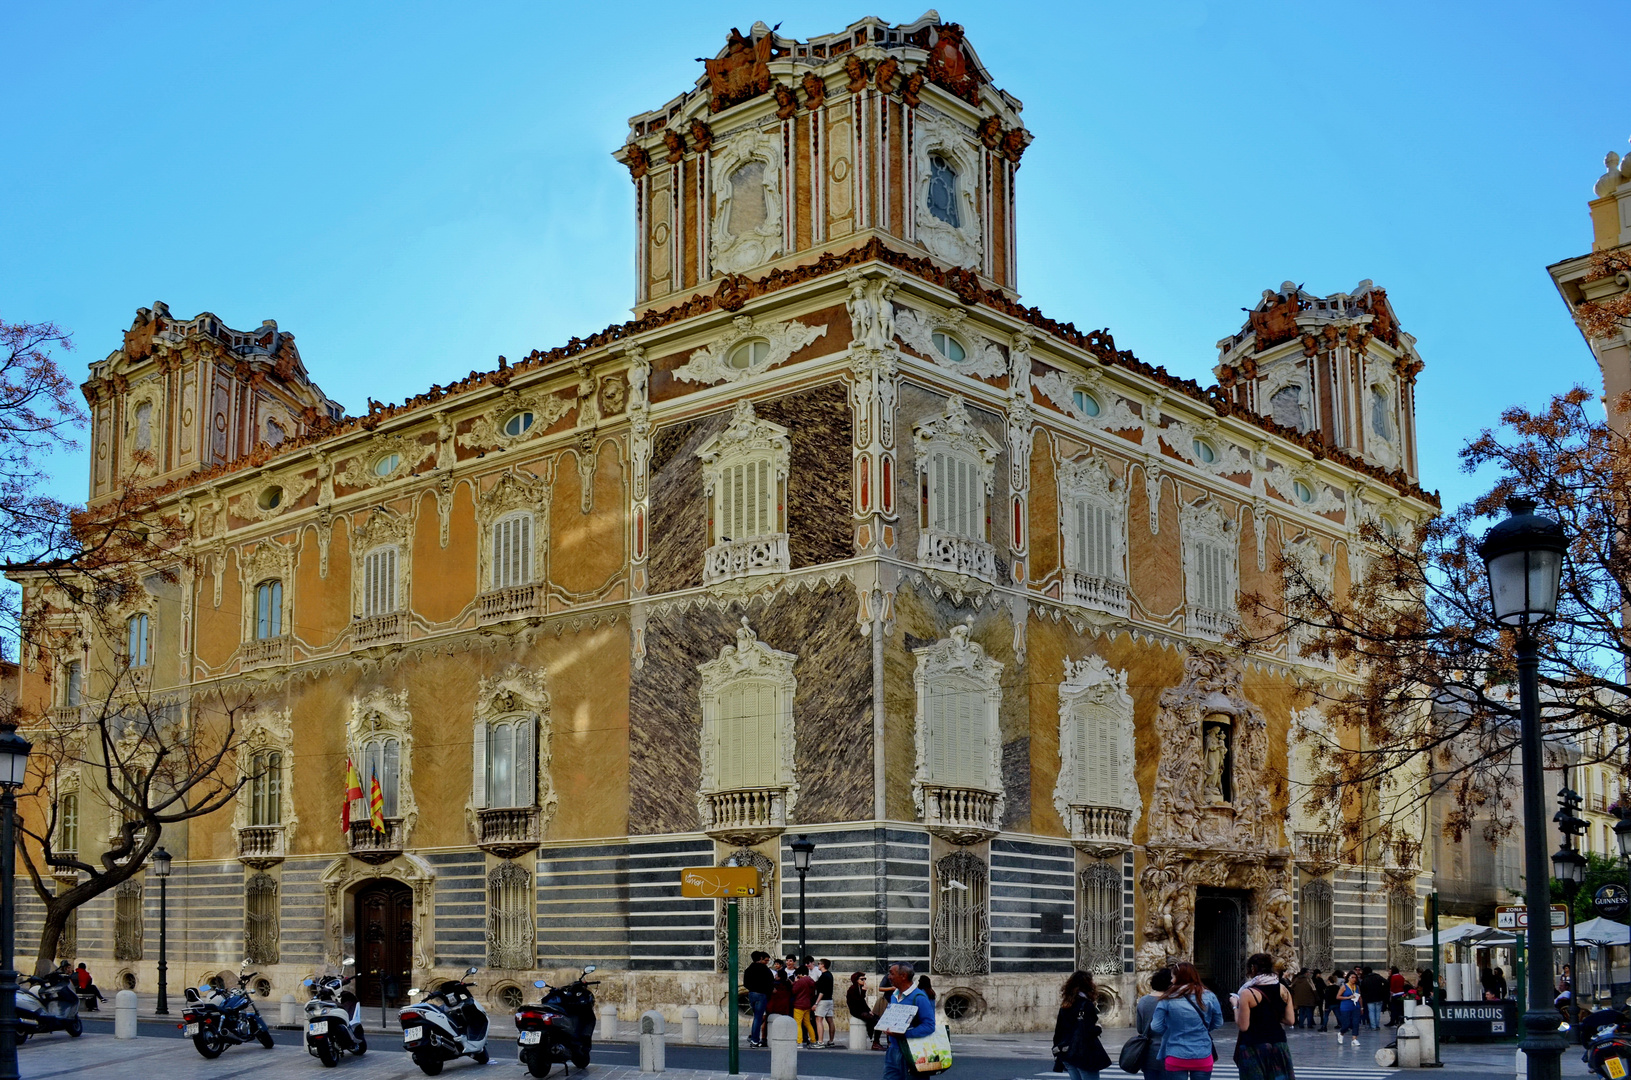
727 339 771 370
931 331 967 363
1293 480 1314 504
373 453 401 478
1072 389 1101 417
1192 438 1217 464
942 993 975 1021
496 984 525 1012
257 486 283 511
1381 517 1400 539
120 971 136 990
255 978 272 998
503 411 536 437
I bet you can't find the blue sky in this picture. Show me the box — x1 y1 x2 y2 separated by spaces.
3 1 1625 513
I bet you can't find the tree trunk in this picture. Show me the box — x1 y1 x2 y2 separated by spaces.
33 901 69 977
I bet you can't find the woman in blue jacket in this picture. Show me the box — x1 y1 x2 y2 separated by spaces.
1147 963 1223 1079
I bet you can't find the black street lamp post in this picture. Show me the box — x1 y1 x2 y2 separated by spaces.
0 726 34 1080
1615 809 1631 926
152 846 172 1016
789 836 815 961
1552 809 1586 1030
1478 496 1569 1080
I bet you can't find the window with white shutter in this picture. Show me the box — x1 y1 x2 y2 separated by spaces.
718 460 775 541
697 620 797 807
491 514 533 589
363 546 398 616
485 717 537 808
716 681 781 789
926 678 987 788
696 402 791 584
1070 500 1114 579
1195 540 1228 611
928 451 984 540
1071 703 1118 807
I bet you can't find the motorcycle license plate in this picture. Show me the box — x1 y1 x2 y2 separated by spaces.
184 1024 200 1037
1608 1058 1628 1080
519 1031 542 1045
403 1026 423 1044
308 1021 328 1035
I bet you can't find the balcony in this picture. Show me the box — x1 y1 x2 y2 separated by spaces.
1387 836 1421 871
1296 830 1339 869
241 635 290 670
48 704 84 730
353 612 409 649
703 534 790 586
701 787 790 846
51 852 79 881
917 529 997 590
1589 794 1609 813
348 818 405 864
920 783 1000 845
477 806 541 858
1289 628 1337 670
1186 604 1239 642
237 825 286 867
477 584 544 624
1062 572 1129 618
1064 804 1133 854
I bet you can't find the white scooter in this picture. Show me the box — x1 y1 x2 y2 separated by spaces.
400 967 489 1075
303 957 368 1067
15 968 82 1040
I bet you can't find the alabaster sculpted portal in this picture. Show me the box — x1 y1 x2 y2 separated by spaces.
9 13 1433 1030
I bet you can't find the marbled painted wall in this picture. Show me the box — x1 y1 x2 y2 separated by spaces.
628 580 871 834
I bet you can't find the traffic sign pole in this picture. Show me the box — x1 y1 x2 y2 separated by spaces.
727 898 739 1076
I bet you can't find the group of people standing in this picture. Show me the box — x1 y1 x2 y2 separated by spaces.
1284 965 1421 1044
741 952 843 1048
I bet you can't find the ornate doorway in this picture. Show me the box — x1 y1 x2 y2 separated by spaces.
1194 887 1247 1012
355 880 413 1007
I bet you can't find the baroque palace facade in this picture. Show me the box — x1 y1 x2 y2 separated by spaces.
12 15 1438 1027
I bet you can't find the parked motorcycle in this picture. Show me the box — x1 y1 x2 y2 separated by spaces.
181 959 275 1058
1586 1021 1631 1079
15 969 82 1040
515 966 598 1078
303 957 367 1067
400 966 489 1075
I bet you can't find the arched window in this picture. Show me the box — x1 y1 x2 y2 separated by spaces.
483 717 536 809
491 513 533 590
358 736 400 819
58 793 78 853
255 580 283 639
1370 385 1392 439
62 661 81 707
373 453 401 478
249 750 282 827
726 339 770 370
362 546 398 617
698 619 797 805
487 861 534 970
126 612 150 667
931 331 966 363
927 155 960 227
503 411 535 438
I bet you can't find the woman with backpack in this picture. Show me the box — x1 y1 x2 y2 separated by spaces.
1147 962 1224 1079
1233 952 1295 1080
1051 971 1112 1080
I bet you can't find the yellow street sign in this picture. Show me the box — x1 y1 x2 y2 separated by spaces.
680 866 759 898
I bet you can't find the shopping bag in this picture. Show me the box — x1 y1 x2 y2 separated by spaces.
906 1026 953 1073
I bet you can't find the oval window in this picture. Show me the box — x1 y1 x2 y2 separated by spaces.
1381 516 1400 539
1072 389 1101 417
257 486 284 511
503 411 536 437
373 453 401 478
1293 480 1314 504
727 339 771 370
931 331 967 363
1192 438 1217 464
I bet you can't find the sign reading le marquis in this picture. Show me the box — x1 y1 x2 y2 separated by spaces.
1494 904 1570 929
679 866 760 898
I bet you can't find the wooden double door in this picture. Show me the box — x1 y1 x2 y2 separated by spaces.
355 880 413 1008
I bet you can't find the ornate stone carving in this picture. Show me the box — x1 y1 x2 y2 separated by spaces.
347 688 417 850
335 432 432 490
469 665 556 857
456 388 573 452
925 23 980 105
1033 368 1144 432
320 853 436 972
893 305 1005 378
911 623 1004 840
348 506 412 620
474 470 548 598
710 129 784 274
703 26 775 113
913 396 1002 594
672 315 827 385
697 618 798 844
697 401 791 587
1053 657 1140 854
233 707 296 867
913 115 983 267
228 467 317 524
846 273 899 353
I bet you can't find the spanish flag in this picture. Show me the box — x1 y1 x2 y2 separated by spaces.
342 758 364 834
369 767 387 833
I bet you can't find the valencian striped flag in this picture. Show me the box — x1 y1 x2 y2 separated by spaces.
369 766 386 833
342 758 364 834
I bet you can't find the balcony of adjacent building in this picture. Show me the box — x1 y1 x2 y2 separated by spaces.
920 783 1001 845
1062 572 1129 618
917 530 998 591
701 787 791 847
1186 604 1239 642
50 851 79 882
703 534 790 587
1064 804 1134 854
353 612 409 650
241 634 291 671
1296 830 1339 869
348 818 405 864
477 583 545 625
47 704 84 730
236 824 287 867
476 806 542 859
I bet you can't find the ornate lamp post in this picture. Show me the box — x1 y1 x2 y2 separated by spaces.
0 726 34 1080
151 845 172 1015
1478 496 1568 1080
789 835 815 960
1615 809 1631 921
1552 825 1586 1029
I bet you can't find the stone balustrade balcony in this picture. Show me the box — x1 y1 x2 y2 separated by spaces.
920 783 1000 845
353 612 409 649
1065 804 1133 852
1296 830 1339 868
478 584 544 624
704 534 790 585
1186 604 1239 642
51 852 79 881
48 704 83 730
477 806 542 858
348 818 405 863
917 530 997 587
241 635 290 670
1062 572 1129 617
237 824 286 867
702 787 789 846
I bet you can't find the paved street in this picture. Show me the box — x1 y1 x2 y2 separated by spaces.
9 1013 1593 1079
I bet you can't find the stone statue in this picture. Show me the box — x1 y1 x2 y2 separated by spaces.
1202 722 1229 802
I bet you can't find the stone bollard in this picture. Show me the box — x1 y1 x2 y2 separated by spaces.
600 1004 620 1039
114 989 138 1039
682 1006 699 1045
1396 1015 1422 1068
280 994 298 1027
639 1010 666 1073
848 1015 869 1051
1409 1001 1438 1065
769 1013 798 1080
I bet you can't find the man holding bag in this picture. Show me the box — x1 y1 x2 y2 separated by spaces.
878 962 942 1080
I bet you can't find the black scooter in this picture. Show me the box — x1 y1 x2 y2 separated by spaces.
181 960 275 1058
515 966 598 1078
15 969 82 1040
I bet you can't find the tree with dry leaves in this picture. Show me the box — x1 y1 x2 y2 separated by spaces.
1244 386 1631 855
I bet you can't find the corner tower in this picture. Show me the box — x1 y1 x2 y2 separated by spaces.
615 14 1030 315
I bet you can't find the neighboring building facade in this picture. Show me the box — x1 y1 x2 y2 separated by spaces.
11 15 1439 1028
1549 145 1631 429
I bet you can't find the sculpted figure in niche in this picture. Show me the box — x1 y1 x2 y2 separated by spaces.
1201 719 1231 803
